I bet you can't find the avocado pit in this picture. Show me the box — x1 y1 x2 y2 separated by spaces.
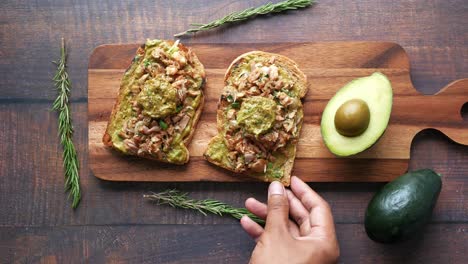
334 99 370 137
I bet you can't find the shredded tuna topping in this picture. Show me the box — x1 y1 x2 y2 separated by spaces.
112 40 204 162
220 56 303 173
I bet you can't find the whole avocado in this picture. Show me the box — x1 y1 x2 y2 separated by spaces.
365 169 442 243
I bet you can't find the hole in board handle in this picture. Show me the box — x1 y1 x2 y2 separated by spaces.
461 102 468 122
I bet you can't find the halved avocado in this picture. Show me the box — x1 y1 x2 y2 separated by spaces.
321 72 393 156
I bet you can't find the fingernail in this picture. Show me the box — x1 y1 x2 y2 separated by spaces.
268 181 284 196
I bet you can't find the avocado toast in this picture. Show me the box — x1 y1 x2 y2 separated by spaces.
204 51 308 185
103 39 206 164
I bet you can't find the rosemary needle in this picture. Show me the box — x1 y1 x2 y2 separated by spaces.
52 38 81 208
174 0 315 37
144 190 265 225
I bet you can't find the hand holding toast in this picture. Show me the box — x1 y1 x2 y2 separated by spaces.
241 176 340 264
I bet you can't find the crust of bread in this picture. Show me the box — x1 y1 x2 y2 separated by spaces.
205 51 308 185
203 141 291 186
225 51 308 98
102 41 205 165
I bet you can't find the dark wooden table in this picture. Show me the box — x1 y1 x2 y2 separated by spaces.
1 1 467 263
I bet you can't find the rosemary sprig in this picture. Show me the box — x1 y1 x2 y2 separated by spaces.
174 0 314 37
52 38 81 208
144 190 265 225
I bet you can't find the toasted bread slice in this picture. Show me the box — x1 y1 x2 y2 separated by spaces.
103 39 205 164
204 51 308 185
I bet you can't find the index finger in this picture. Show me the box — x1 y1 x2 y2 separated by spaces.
290 176 336 239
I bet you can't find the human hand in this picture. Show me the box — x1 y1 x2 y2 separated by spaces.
240 176 340 264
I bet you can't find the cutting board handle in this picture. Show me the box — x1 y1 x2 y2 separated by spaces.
405 78 468 146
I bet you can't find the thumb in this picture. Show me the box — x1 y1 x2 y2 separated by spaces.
265 181 289 233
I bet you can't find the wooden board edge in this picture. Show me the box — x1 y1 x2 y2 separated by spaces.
88 41 412 70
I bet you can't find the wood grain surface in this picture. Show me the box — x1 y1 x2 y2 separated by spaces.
1 0 467 263
88 42 468 182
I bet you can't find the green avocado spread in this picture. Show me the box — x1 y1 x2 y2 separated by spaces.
166 143 187 164
205 136 231 166
236 96 276 136
136 78 178 118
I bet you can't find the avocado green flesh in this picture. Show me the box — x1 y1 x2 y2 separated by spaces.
136 78 178 118
166 143 187 164
237 96 277 136
107 39 202 163
204 136 232 167
365 169 442 243
321 72 393 156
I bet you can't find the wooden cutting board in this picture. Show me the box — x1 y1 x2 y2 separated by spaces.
88 42 468 182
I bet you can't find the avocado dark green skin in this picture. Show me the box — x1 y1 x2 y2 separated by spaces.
365 169 442 243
